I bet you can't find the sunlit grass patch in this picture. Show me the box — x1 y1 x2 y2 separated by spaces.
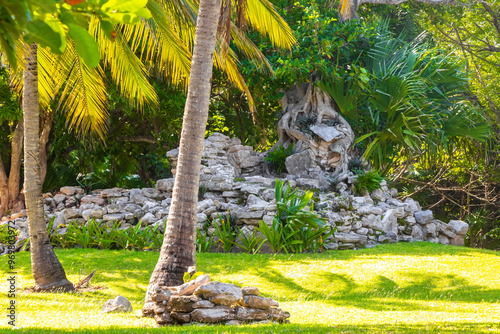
1 242 499 333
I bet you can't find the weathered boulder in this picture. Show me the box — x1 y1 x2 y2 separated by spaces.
194 282 242 306
102 296 133 313
190 306 235 323
240 295 279 309
448 220 469 236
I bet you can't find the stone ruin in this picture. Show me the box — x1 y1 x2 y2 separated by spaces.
0 84 470 254
148 274 289 326
1 131 469 256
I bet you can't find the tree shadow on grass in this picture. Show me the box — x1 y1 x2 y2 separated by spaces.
249 267 500 311
11 322 500 334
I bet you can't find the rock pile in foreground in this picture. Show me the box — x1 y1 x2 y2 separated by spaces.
150 275 290 326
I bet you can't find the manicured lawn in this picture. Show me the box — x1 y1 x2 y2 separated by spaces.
2 242 500 333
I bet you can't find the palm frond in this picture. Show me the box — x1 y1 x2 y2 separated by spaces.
214 45 257 121
52 41 108 140
245 0 295 50
230 23 272 74
92 19 157 111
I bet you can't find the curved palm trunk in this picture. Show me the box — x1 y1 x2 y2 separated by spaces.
23 43 74 292
143 0 221 315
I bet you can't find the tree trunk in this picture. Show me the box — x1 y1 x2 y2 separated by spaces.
0 155 8 217
8 120 24 211
23 43 74 292
143 0 221 315
39 109 54 184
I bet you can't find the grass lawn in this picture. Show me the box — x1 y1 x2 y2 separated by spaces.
1 242 499 333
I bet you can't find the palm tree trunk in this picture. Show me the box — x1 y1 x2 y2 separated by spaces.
143 0 221 314
23 43 74 292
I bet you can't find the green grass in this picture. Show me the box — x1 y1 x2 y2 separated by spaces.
2 242 500 333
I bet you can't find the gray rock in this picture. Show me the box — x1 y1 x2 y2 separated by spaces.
241 295 279 309
103 213 125 222
156 178 175 192
247 195 269 211
140 212 157 225
102 296 132 313
241 286 259 296
53 193 67 204
448 220 469 236
222 191 240 198
414 210 433 225
130 188 147 205
60 186 83 196
334 232 367 244
309 125 344 142
62 208 81 220
100 188 123 198
190 306 235 323
171 295 195 313
438 235 450 245
370 188 385 201
80 195 105 206
154 313 173 324
361 214 384 231
235 307 269 321
450 235 465 246
193 300 215 309
285 150 313 177
411 225 424 240
142 188 160 199
381 209 398 235
194 282 242 306
357 206 383 216
106 203 121 214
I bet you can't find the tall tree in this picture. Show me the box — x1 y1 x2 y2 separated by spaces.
143 0 222 314
23 43 74 291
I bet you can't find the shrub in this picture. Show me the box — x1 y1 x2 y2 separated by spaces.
265 143 294 174
212 212 238 252
354 170 383 195
348 156 365 173
196 228 215 253
232 227 265 254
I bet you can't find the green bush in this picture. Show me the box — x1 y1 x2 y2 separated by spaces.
265 144 294 174
354 170 384 195
259 179 335 253
48 219 166 251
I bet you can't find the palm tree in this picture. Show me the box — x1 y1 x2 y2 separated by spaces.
144 0 221 313
22 43 74 292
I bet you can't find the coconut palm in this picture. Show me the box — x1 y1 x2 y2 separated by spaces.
142 0 296 314
22 43 74 291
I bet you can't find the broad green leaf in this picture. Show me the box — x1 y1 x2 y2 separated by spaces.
67 23 100 68
25 20 66 54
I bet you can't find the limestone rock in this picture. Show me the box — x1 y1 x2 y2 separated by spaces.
414 210 433 225
241 286 260 296
190 306 235 323
448 220 469 236
102 296 132 313
240 295 279 309
194 282 242 306
235 307 269 321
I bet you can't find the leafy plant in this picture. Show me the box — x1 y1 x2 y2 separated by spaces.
272 179 333 253
182 271 205 283
232 227 265 254
196 228 215 253
296 114 317 135
265 144 294 174
348 157 365 173
354 170 384 195
256 218 292 254
198 184 207 200
212 212 238 252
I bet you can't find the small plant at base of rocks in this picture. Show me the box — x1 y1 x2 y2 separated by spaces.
348 156 366 173
232 227 265 254
196 228 215 253
212 212 238 252
265 143 294 175
354 169 384 195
